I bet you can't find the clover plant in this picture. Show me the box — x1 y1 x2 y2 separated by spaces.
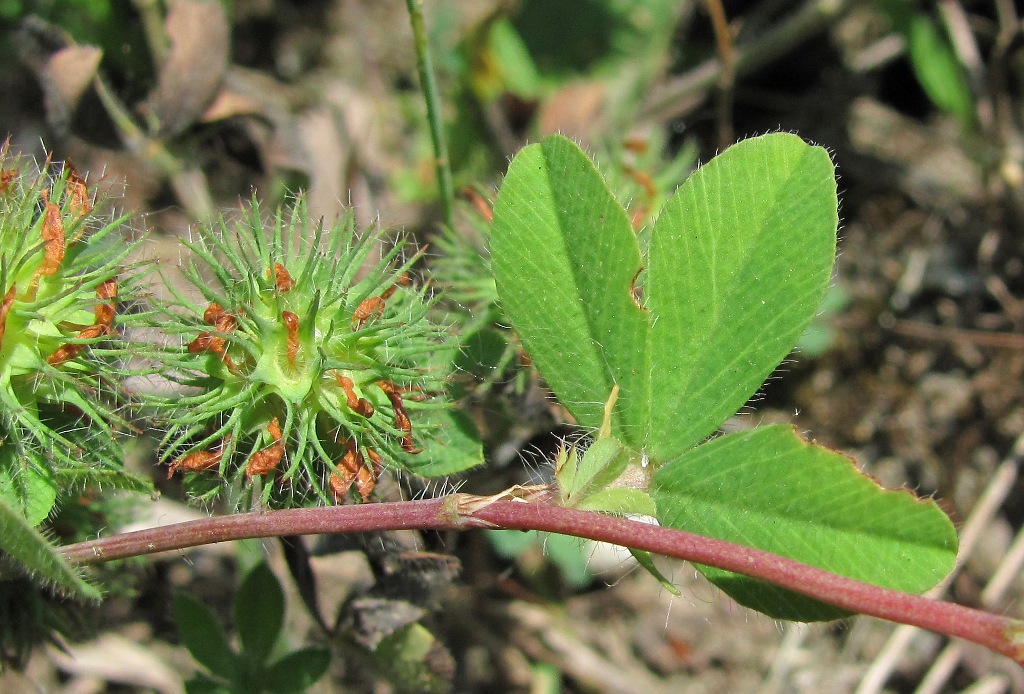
4 0 1023 680
0 146 151 516
489 133 958 620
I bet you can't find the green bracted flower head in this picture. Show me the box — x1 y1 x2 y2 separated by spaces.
0 144 151 525
158 197 460 508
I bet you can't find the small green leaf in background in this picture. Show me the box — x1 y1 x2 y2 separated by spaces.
184 673 230 694
489 530 592 590
542 533 593 588
468 17 542 101
509 0 681 80
263 647 331 694
234 562 284 664
412 410 485 477
906 14 975 128
371 622 453 694
875 2 975 129
652 425 957 620
173 593 239 683
175 561 332 693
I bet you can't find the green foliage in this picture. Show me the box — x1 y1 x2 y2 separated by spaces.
508 0 680 80
233 561 283 663
0 152 155 669
491 386 672 595
0 149 152 629
2 0 113 30
492 134 838 458
490 133 958 621
433 135 695 401
174 561 330 694
0 576 89 670
0 0 987 678
878 1 975 128
905 13 975 128
430 204 524 398
642 135 838 459
150 197 482 508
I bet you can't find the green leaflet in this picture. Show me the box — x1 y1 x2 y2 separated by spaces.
645 133 838 460
652 425 957 620
491 136 646 445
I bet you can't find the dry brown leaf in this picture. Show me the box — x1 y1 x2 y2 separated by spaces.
272 262 294 293
352 296 385 328
41 45 103 134
168 447 222 478
282 310 299 365
200 88 264 122
64 161 92 220
146 0 230 137
536 80 607 143
335 373 375 417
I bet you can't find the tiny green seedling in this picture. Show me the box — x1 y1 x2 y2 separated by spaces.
173 562 330 694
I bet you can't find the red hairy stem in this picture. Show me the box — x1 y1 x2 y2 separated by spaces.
59 496 1024 666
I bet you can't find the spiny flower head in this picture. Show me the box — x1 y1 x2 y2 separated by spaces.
156 197 465 508
0 143 150 523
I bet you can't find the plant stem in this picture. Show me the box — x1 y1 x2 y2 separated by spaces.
92 75 215 221
60 494 1024 666
702 0 736 148
405 0 454 227
130 0 170 66
639 0 845 124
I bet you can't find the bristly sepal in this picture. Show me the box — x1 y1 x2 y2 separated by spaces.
152 196 481 509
